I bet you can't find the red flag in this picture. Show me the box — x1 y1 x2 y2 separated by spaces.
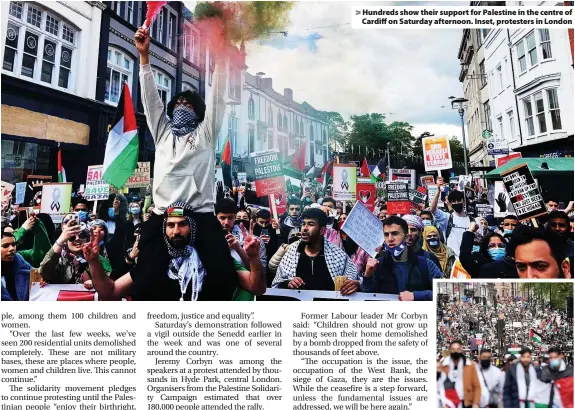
221 135 231 166
360 158 370 177
291 143 306 172
144 1 167 28
317 160 333 185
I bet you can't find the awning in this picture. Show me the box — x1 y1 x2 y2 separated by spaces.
484 158 574 179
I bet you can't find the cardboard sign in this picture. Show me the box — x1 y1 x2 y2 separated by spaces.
464 186 476 217
269 192 287 216
386 182 410 215
24 175 52 206
356 182 376 212
40 183 73 223
125 162 151 188
14 182 26 205
501 163 547 221
238 172 247 184
332 164 357 201
420 175 435 188
389 169 416 190
409 189 427 206
427 184 444 209
251 149 286 197
341 201 384 258
450 259 471 279
423 135 452 171
85 166 109 201
1 181 15 202
497 152 522 168
475 204 494 218
458 175 473 191
493 181 514 218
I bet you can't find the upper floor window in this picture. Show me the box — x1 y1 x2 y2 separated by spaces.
183 23 200 65
4 2 77 90
168 13 176 51
479 60 487 88
268 107 273 126
229 68 241 100
248 97 255 120
539 29 552 60
105 47 134 105
283 114 288 132
322 129 327 142
277 112 282 131
517 31 540 73
126 1 134 25
300 119 304 136
310 124 314 141
152 68 172 110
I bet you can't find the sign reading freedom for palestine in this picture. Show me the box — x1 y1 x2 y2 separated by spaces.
251 149 285 197
501 163 547 221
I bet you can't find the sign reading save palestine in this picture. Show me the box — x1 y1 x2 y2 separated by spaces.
102 83 139 189
251 149 285 197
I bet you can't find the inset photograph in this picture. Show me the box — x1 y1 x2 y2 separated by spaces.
436 281 574 408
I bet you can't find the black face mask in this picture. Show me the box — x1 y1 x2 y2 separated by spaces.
451 352 462 362
451 203 464 213
480 359 491 369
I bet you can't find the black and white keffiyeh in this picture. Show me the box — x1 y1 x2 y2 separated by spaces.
271 238 358 287
163 201 205 301
170 106 199 153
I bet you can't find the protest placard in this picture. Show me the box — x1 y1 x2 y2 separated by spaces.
14 182 26 205
24 175 52 206
475 204 494 218
450 259 471 279
409 189 427 207
341 201 384 257
501 163 547 221
386 182 410 215
494 181 514 218
420 175 435 188
269 192 287 216
458 175 473 191
422 135 452 171
389 168 416 189
2 181 15 202
40 183 73 223
427 184 444 209
237 172 247 184
497 152 522 167
125 162 150 188
464 186 476 217
332 164 357 201
356 182 375 211
84 166 109 201
251 149 286 197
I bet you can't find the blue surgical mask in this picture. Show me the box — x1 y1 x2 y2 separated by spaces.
488 248 506 261
504 229 513 236
423 220 432 227
130 207 140 215
108 208 116 220
427 239 439 248
77 211 88 223
384 241 407 258
549 359 561 370
488 226 497 232
472 245 480 253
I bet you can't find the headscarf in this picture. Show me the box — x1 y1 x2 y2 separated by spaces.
88 219 108 237
163 201 205 301
403 215 424 231
422 226 448 272
60 222 91 284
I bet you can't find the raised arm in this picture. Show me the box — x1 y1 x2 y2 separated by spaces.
136 27 168 145
201 57 228 148
237 222 266 295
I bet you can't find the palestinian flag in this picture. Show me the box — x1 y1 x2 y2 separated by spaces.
360 157 370 178
528 375 574 408
221 135 232 189
371 158 385 182
291 143 306 172
317 160 333 188
529 328 543 344
102 83 139 189
57 146 66 183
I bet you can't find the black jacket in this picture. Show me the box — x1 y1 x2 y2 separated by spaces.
459 231 517 279
503 363 540 409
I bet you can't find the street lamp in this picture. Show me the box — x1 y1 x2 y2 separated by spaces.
449 96 469 175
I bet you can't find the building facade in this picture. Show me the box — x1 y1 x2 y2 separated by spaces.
1 1 105 185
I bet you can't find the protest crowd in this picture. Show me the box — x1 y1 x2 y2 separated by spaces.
436 292 573 408
1 23 574 303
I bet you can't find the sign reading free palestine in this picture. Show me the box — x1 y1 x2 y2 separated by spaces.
251 149 285 197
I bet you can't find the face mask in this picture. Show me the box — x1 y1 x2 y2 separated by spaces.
480 359 491 369
451 352 462 362
488 248 506 261
472 245 480 253
384 241 407 258
427 239 439 248
549 359 561 370
504 229 514 236
108 208 116 220
77 211 88 223
171 106 197 137
422 220 432 227
130 207 140 215
488 226 497 232
451 203 464 213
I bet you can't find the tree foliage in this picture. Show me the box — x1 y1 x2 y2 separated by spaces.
520 283 573 309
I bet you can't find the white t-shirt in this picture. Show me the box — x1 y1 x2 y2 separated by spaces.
447 214 469 257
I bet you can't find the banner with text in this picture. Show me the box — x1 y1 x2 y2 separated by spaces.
332 164 357 201
40 183 73 223
501 163 547 221
251 149 286 197
85 166 109 201
341 201 384 257
389 168 416 190
386 182 410 215
125 162 151 189
423 135 452 172
356 182 376 211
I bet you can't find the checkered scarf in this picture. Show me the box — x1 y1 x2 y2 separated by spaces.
170 106 199 154
271 238 358 287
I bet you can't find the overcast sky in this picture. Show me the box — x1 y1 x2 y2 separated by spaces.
187 1 468 138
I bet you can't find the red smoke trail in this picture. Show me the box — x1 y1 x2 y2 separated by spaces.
143 1 168 29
